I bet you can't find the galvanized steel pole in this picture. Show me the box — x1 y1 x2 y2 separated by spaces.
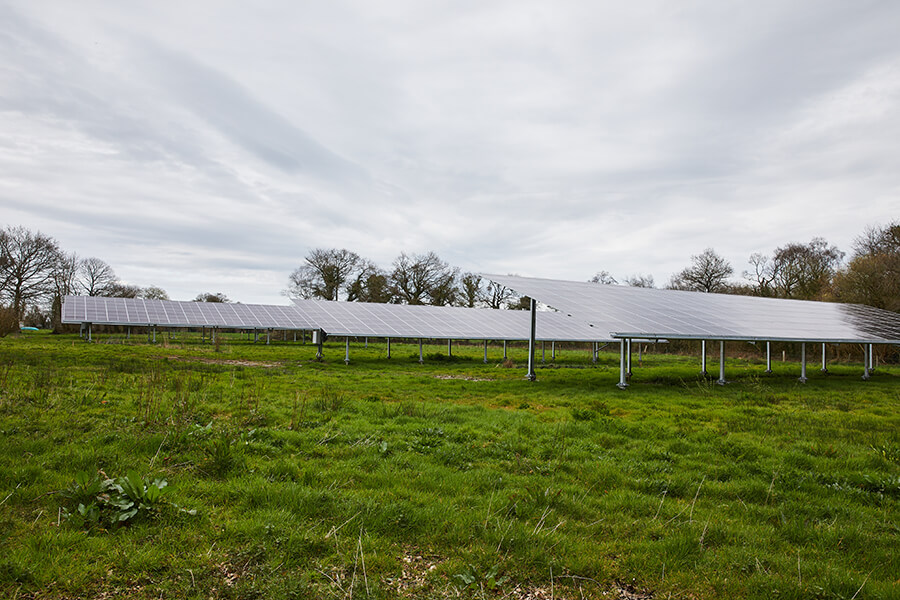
799 343 807 383
527 298 537 381
617 340 628 389
716 341 726 385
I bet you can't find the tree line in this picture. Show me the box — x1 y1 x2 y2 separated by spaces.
639 222 898 312
0 225 230 333
286 249 523 309
290 222 899 314
2 220 897 335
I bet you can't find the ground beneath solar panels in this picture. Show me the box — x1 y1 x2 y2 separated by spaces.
155 355 283 368
433 374 495 382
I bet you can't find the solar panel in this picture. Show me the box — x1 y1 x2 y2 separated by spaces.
61 296 318 330
290 298 606 342
482 274 900 344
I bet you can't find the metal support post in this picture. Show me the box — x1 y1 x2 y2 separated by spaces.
315 329 323 360
701 340 707 375
617 340 628 389
448 339 452 357
765 341 772 373
293 331 297 342
87 323 92 342
419 339 423 364
344 337 350 365
552 341 556 361
387 337 391 359
868 343 874 371
541 341 545 364
483 340 488 364
799 343 808 383
862 344 871 380
266 329 270 345
626 339 632 376
365 337 368 349
153 326 157 343
503 340 507 360
592 341 597 364
821 342 827 372
716 340 726 385
526 298 537 381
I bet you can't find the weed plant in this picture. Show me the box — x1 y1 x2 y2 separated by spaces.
0 331 897 598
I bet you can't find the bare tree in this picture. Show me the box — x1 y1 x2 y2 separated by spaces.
459 273 483 308
429 268 460 306
390 251 458 305
140 286 170 300
623 274 655 288
745 238 844 300
78 257 118 296
589 271 618 284
834 222 899 311
50 251 79 331
667 248 733 293
744 252 775 297
483 280 515 309
590 271 654 288
287 248 361 301
0 226 62 319
106 282 142 298
852 222 900 257
346 261 393 303
194 292 230 303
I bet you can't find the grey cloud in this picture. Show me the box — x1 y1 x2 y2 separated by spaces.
1 0 899 304
133 37 370 184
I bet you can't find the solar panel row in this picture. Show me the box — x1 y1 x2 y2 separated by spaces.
290 298 606 341
482 274 900 344
61 295 607 342
62 296 316 330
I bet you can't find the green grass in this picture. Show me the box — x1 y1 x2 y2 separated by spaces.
0 331 898 599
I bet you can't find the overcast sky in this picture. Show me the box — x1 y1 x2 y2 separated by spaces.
1 1 898 304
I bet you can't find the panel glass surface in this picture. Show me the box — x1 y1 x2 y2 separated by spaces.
290 299 607 342
61 296 318 330
62 295 607 342
483 274 900 343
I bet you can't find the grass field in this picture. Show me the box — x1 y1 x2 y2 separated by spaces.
0 331 898 599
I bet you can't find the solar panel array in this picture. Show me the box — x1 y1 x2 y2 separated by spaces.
62 296 316 330
291 298 605 342
62 295 607 342
483 274 900 344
